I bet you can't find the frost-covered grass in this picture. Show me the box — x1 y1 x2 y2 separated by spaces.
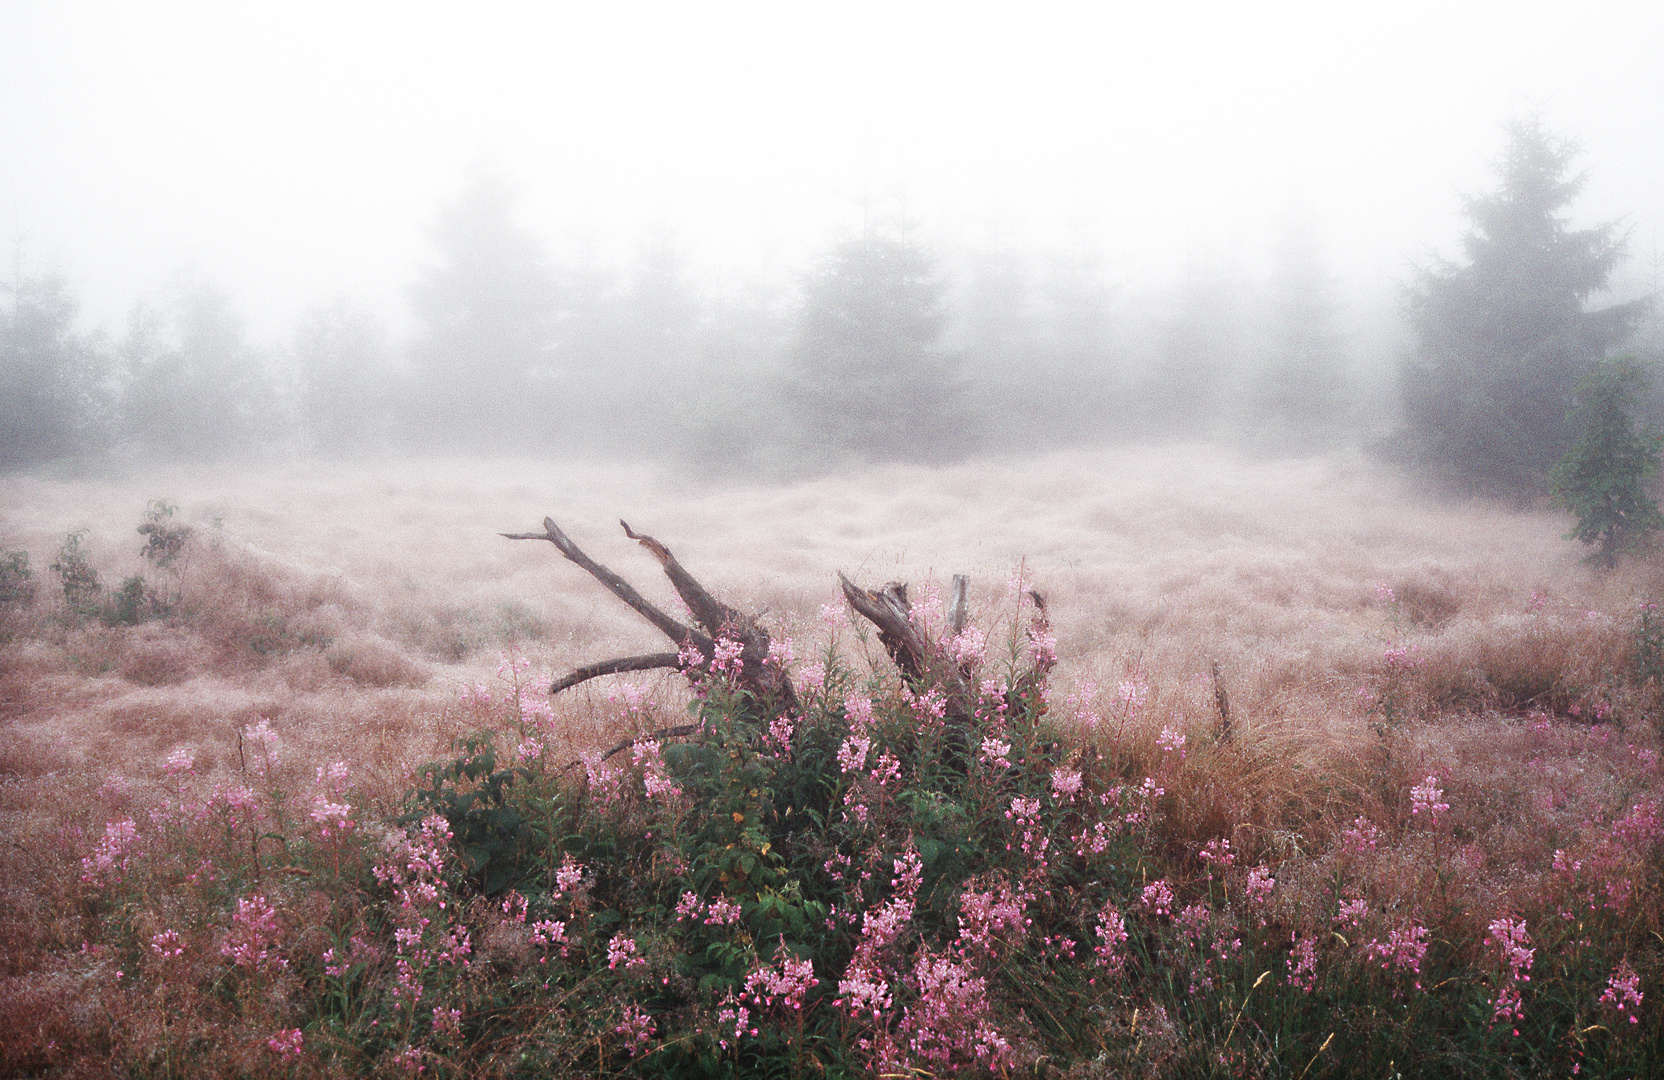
1 446 1661 1077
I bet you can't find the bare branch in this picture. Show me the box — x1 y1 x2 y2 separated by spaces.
620 520 747 637
504 518 704 648
549 653 681 696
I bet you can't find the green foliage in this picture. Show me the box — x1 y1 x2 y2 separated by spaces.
404 730 540 896
59 609 1664 1078
49 528 102 617
1550 355 1664 567
0 548 35 604
1401 115 1648 494
137 498 191 570
405 169 563 450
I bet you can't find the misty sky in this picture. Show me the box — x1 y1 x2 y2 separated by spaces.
3 0 1661 338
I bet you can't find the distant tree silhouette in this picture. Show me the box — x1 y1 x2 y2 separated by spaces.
1142 252 1257 440
1550 355 1664 567
0 270 111 467
1257 214 1352 449
405 171 562 450
292 298 395 456
786 224 971 465
1401 116 1648 494
120 280 275 460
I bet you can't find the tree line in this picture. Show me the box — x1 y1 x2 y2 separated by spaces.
1 187 1375 476
3 116 1658 493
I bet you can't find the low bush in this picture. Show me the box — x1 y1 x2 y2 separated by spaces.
44 596 1664 1078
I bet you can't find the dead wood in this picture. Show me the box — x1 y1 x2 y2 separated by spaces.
837 572 1055 745
1212 660 1232 742
504 518 797 715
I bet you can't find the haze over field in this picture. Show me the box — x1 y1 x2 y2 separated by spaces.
3 1 1662 364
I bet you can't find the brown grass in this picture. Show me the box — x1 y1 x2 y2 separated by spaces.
2 444 1661 1073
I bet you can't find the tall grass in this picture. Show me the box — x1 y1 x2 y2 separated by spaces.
0 445 1660 1077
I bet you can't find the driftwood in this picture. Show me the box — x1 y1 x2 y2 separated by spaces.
503 518 797 716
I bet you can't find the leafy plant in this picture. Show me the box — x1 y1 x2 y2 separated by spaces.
1550 355 1664 568
48 528 102 617
0 548 35 605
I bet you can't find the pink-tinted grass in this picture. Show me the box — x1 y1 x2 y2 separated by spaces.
1 444 1660 1076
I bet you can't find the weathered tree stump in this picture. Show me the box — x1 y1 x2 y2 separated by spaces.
508 519 1054 761
837 571 1054 748
503 518 797 718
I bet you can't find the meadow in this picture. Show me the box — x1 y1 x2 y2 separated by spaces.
0 444 1659 1078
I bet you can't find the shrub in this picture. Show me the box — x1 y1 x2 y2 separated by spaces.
1551 355 1664 568
48 528 102 617
40 586 1664 1078
0 549 35 605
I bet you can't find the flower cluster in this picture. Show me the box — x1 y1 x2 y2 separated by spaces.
1485 916 1533 1031
1410 776 1450 824
1599 960 1643 1024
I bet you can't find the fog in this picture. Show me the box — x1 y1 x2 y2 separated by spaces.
3 0 1663 472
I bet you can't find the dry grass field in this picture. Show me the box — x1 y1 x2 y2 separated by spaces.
1 444 1660 1077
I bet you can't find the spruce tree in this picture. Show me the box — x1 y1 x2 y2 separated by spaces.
1550 355 1664 567
786 224 970 465
1401 116 1647 493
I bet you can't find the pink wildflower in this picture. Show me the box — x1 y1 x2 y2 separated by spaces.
1199 837 1235 875
530 919 567 957
222 894 286 971
979 737 1012 770
797 661 826 694
1093 902 1129 976
81 818 140 885
1486 916 1533 1029
555 856 586 894
1410 776 1449 824
710 635 745 678
266 1028 304 1057
949 625 988 667
1600 960 1644 1024
431 1006 462 1039
1050 768 1083 801
615 1002 657 1053
1366 923 1429 987
705 895 743 926
1340 816 1380 856
838 733 872 774
163 747 196 776
1288 932 1318 992
607 933 645 970
241 717 282 775
1141 879 1174 918
150 928 185 958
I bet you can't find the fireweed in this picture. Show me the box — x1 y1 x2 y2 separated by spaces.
59 597 1664 1079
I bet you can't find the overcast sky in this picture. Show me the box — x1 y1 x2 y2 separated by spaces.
3 0 1661 339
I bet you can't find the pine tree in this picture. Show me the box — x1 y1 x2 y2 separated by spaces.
1257 214 1351 449
406 171 561 449
0 272 111 466
1549 355 1664 567
1401 116 1647 493
786 224 970 465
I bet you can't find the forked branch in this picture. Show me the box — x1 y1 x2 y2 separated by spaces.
505 518 796 714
